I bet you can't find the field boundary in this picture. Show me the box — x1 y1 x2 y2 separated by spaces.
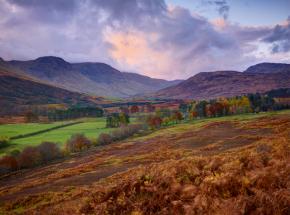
10 121 83 140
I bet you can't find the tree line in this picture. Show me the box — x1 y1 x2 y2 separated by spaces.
47 106 103 121
143 90 290 129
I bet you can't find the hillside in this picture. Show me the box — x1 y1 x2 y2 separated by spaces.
2 56 181 98
152 68 290 99
0 111 289 214
0 66 102 116
245 62 290 74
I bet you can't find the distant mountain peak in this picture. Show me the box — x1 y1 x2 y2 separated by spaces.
32 56 72 72
36 56 66 62
244 62 290 74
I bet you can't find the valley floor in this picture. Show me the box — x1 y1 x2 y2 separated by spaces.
0 111 289 214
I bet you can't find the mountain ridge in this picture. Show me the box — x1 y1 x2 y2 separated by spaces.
244 62 290 74
151 64 290 99
1 56 181 98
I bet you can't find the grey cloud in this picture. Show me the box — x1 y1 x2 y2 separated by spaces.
8 0 77 11
91 0 166 22
6 0 167 26
151 7 234 57
0 0 280 79
263 17 290 53
203 0 230 20
6 0 79 24
214 1 230 19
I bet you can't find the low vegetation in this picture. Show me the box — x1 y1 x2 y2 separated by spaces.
81 132 289 215
0 110 288 214
0 123 145 174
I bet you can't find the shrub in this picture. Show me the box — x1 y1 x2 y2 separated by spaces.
18 146 42 168
0 155 18 174
65 134 92 153
25 111 39 123
98 133 112 145
111 124 144 141
0 137 10 149
37 142 61 163
147 115 163 129
9 149 21 157
130 105 139 114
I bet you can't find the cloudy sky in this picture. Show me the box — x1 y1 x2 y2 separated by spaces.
0 0 290 80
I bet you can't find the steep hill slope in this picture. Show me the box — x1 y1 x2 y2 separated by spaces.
153 68 290 99
0 66 102 116
2 56 181 98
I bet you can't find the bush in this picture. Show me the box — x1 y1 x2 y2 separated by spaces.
0 137 10 149
65 134 92 153
0 155 18 174
147 115 163 129
18 146 42 168
98 133 112 145
9 149 21 157
111 124 144 141
37 142 61 163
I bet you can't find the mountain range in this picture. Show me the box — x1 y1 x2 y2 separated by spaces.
1 56 290 109
0 56 181 98
152 63 290 99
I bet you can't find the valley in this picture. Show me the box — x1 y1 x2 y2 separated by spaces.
1 1 290 214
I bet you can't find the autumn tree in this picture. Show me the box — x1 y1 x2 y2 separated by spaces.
0 156 18 173
189 111 198 120
130 105 139 114
25 111 39 123
65 134 92 153
174 111 183 123
145 103 155 113
98 133 113 145
119 112 130 126
18 146 42 168
147 115 163 129
37 142 61 163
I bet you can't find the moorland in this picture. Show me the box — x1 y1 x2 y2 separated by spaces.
0 57 289 215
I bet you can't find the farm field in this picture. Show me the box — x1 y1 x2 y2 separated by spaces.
0 110 289 214
0 118 115 156
0 121 67 138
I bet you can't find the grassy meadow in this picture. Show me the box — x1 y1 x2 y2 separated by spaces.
0 117 115 156
0 122 67 138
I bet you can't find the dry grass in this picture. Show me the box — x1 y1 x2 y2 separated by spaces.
0 113 289 214
74 128 289 215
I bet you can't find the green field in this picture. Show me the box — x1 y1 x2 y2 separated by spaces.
0 121 67 138
0 110 289 157
0 118 115 156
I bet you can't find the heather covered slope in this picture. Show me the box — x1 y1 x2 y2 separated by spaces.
0 111 289 214
2 56 181 98
153 70 290 99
